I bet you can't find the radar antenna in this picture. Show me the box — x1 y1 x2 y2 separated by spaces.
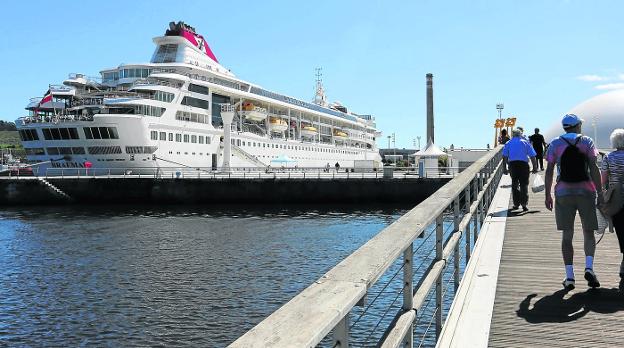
313 67 327 107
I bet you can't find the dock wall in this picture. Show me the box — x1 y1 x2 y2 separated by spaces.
0 178 449 205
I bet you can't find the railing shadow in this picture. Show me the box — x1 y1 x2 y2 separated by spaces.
516 288 624 323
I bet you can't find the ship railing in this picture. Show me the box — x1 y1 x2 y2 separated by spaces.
1 164 478 180
131 78 181 90
17 113 95 125
67 73 102 83
229 147 504 347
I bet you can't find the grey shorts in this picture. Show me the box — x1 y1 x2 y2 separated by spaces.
555 195 598 231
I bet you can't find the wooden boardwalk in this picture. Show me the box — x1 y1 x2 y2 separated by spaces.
488 185 624 347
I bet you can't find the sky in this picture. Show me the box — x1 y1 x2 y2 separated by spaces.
1 0 623 149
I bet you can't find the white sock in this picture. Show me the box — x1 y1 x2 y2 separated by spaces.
586 256 594 270
565 265 575 280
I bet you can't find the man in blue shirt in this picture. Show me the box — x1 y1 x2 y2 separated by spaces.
503 128 538 211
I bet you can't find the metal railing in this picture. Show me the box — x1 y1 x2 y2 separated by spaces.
229 146 504 347
0 165 471 180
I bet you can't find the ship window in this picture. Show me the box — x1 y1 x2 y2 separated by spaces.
160 132 166 141
181 96 209 109
24 147 45 155
168 133 173 141
207 137 211 144
189 83 209 95
242 141 245 146
153 44 178 63
199 136 204 144
150 131 158 140
19 129 39 141
176 134 182 142
137 105 165 117
191 135 197 143
154 91 174 103
125 146 157 154
183 134 189 143
87 146 123 155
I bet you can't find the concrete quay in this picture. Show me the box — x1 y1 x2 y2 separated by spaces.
0 176 449 205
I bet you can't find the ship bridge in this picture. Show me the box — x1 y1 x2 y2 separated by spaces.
150 21 234 77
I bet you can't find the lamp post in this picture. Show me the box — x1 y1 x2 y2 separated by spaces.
496 103 504 119
417 136 421 150
387 135 391 149
392 133 396 157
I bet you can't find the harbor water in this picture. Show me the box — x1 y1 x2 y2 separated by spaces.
1 204 431 346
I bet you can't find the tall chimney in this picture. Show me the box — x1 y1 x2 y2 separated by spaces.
426 73 434 144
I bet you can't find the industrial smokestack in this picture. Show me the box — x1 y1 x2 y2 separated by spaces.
426 73 434 144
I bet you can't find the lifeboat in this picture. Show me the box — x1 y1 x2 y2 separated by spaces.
239 102 267 122
333 130 348 138
301 125 318 138
269 117 288 133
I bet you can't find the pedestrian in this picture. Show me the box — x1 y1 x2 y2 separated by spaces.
498 129 510 145
503 128 538 211
335 162 340 171
544 114 604 290
529 128 547 171
599 129 624 287
517 126 529 140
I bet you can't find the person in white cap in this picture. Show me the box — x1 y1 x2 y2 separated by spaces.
544 113 604 290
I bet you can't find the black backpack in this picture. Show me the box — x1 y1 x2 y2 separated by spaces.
559 136 589 182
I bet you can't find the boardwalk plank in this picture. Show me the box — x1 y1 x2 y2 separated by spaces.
488 184 624 347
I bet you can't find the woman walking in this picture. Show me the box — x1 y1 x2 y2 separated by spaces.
600 129 624 287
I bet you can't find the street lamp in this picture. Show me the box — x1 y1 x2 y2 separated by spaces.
417 136 421 150
392 133 396 157
387 135 391 149
496 103 504 119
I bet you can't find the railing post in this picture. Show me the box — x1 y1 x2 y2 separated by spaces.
453 196 460 292
435 213 443 339
478 172 485 223
473 177 479 242
403 244 414 347
332 315 349 347
464 185 471 262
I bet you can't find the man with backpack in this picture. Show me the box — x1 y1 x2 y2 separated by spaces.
544 114 604 290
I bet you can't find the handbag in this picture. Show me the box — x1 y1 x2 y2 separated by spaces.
602 180 623 217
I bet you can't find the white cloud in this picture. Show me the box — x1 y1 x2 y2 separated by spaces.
594 83 624 90
577 74 607 82
618 73 624 80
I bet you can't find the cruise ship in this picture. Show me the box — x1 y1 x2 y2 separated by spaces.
15 21 382 175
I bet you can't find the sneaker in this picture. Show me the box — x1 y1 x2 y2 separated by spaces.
562 278 575 290
512 205 519 210
584 268 600 288
522 206 529 212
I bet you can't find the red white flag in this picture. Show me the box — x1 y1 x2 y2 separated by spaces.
39 90 52 106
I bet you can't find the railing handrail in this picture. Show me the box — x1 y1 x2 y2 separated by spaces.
229 146 503 347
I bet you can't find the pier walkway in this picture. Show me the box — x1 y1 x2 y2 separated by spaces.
487 186 624 347
229 147 624 347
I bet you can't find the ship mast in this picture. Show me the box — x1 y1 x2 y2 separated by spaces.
313 67 327 107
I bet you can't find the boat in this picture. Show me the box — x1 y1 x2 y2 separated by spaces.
269 117 288 133
301 125 318 138
333 130 348 138
240 102 268 122
15 21 381 175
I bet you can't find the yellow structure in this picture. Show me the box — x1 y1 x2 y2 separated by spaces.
493 117 517 147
